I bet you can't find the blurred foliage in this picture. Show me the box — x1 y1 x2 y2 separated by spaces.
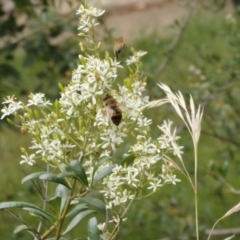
200 0 240 11
0 0 85 100
1 0 240 240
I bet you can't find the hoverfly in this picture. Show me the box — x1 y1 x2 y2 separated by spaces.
113 37 126 61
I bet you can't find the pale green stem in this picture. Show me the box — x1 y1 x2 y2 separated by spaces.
34 164 49 240
138 182 166 200
108 191 139 240
178 156 195 191
194 142 199 240
54 180 77 240
179 114 199 239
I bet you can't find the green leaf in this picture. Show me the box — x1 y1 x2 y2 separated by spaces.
57 172 76 179
70 160 89 187
54 99 59 111
14 224 28 234
13 225 36 235
39 173 71 189
63 210 95 235
66 203 88 218
88 217 100 240
0 202 55 223
21 172 47 184
58 82 64 91
6 118 15 125
59 163 72 173
92 164 115 186
120 154 135 166
81 197 106 213
22 207 54 224
34 110 39 119
0 201 39 210
47 185 70 215
47 196 61 214
55 184 70 213
92 157 111 182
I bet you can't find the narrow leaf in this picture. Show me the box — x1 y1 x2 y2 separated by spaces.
59 163 72 173
92 157 111 181
63 210 95 234
21 172 46 184
6 118 15 125
58 83 64 91
39 173 71 189
22 207 54 224
13 225 36 234
47 196 61 213
55 184 70 213
70 160 89 187
120 154 135 166
88 217 100 240
0 202 55 223
66 203 88 218
81 197 106 213
57 172 76 179
0 201 41 210
92 164 115 186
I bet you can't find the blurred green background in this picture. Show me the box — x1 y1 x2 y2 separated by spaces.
1 0 240 239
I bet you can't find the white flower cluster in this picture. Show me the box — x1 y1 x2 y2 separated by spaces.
1 95 23 119
100 130 181 210
76 3 105 33
59 56 122 118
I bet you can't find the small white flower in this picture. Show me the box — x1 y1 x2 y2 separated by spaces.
147 179 162 192
1 96 23 119
137 117 152 127
126 51 147 65
20 154 36 165
100 150 111 158
135 51 147 58
162 174 181 185
27 93 52 107
126 56 138 65
97 222 106 231
124 167 139 187
109 215 127 224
